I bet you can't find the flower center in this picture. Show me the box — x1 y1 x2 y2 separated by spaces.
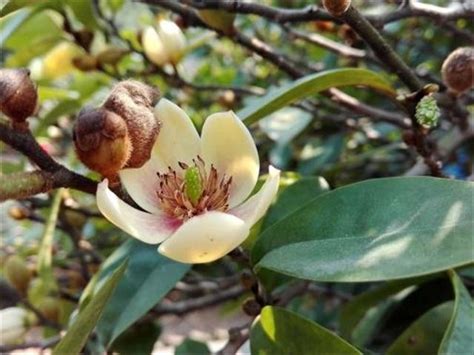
156 156 232 221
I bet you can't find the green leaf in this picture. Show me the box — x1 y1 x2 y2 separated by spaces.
340 276 434 343
111 322 161 355
262 176 329 230
38 86 80 101
259 107 312 144
3 6 62 46
439 270 474 354
0 8 33 45
386 302 453 355
175 338 210 355
250 306 362 355
53 261 128 355
238 68 396 125
96 240 190 346
297 134 344 175
66 0 101 30
0 0 37 16
254 177 474 282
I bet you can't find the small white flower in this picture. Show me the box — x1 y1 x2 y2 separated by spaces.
142 20 186 66
0 307 28 345
97 99 280 264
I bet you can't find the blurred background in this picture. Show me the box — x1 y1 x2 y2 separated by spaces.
1 0 473 353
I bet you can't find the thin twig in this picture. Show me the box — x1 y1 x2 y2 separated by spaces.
154 285 246 316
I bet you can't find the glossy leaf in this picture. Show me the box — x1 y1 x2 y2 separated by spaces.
251 306 361 355
254 177 474 282
175 339 210 355
111 322 161 355
53 261 127 355
439 270 474 354
259 107 312 144
262 176 329 230
386 302 453 355
297 134 344 175
66 0 101 30
96 240 190 346
340 276 433 343
0 8 33 45
238 68 396 125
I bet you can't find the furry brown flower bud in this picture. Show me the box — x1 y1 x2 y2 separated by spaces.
103 80 161 168
73 108 131 179
0 68 38 127
323 0 351 16
441 47 474 94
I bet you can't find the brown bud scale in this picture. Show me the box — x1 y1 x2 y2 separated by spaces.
103 80 161 168
0 68 38 124
73 108 131 178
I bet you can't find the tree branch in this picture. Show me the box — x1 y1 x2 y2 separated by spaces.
338 5 422 92
154 285 246 316
0 122 98 196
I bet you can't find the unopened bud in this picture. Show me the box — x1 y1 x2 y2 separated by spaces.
73 108 132 178
37 297 61 323
415 95 440 128
8 206 30 220
103 80 161 168
63 209 87 230
242 298 262 316
218 90 237 109
197 9 235 35
72 54 98 72
96 47 129 66
441 47 474 94
0 307 29 345
313 20 335 32
141 20 186 66
4 255 31 295
0 68 38 127
323 0 351 17
240 269 257 290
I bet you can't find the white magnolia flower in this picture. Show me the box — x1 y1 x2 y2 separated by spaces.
97 99 280 264
142 20 186 66
0 307 28 345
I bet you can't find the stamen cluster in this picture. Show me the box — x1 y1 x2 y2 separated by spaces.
156 156 232 221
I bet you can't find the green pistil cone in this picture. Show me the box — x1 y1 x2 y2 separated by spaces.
185 166 203 205
415 95 440 128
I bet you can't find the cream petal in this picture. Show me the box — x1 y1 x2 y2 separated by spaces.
157 20 186 65
230 166 280 227
158 211 249 264
142 26 168 66
119 159 162 214
97 179 176 244
152 99 201 173
201 111 259 208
